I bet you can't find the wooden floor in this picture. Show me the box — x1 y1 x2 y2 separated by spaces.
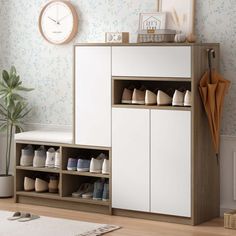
0 198 234 236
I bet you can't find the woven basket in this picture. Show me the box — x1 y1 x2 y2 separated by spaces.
224 210 236 229
137 29 176 43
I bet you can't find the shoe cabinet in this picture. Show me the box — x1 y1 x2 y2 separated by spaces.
14 141 112 214
74 43 220 225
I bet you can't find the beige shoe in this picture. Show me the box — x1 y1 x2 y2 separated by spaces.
35 178 48 193
172 90 184 106
184 90 192 106
132 89 145 105
145 90 157 105
24 177 35 191
48 176 59 193
121 88 133 104
157 90 172 106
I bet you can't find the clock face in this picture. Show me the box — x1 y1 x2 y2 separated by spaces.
39 1 78 44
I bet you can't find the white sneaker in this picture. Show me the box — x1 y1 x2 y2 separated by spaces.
20 145 34 166
145 90 157 105
102 159 110 175
90 153 106 173
184 90 192 107
33 146 46 168
45 148 56 168
157 90 172 106
172 90 184 106
54 149 61 169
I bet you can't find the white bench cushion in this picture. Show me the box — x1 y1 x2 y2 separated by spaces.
15 130 73 144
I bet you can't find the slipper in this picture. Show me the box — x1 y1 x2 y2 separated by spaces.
7 212 24 221
18 213 40 222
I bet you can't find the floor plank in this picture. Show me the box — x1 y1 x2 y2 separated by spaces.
0 198 234 236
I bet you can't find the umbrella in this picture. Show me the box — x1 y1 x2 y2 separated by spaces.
199 48 230 159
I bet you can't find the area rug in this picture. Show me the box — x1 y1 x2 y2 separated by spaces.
0 211 120 236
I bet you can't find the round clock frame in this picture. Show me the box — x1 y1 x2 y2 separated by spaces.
39 0 78 45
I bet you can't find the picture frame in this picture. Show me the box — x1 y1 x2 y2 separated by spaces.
139 12 166 31
158 0 195 36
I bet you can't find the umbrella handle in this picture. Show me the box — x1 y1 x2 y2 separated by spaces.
207 48 216 83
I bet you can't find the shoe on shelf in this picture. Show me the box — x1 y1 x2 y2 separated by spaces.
67 158 78 171
48 176 59 193
20 145 34 166
54 149 61 169
24 177 35 191
172 90 184 106
102 159 110 175
145 90 157 105
184 90 192 107
33 146 46 168
81 184 94 199
157 90 172 106
90 153 106 173
45 147 56 168
102 182 109 201
93 180 104 200
35 178 48 193
77 159 91 172
121 88 133 104
72 183 91 198
132 88 145 105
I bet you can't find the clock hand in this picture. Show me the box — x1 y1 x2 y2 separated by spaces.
48 16 57 23
58 14 70 23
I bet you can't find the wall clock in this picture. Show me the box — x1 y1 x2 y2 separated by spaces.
39 0 78 45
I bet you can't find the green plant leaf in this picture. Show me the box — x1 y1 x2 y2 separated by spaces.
2 70 10 87
10 66 16 76
0 123 7 132
16 86 34 92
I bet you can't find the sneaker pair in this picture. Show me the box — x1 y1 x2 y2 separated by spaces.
93 180 109 201
72 183 93 198
67 158 91 172
24 176 59 193
90 153 109 174
172 90 191 107
20 145 61 168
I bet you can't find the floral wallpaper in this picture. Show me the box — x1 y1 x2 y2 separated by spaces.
0 0 235 135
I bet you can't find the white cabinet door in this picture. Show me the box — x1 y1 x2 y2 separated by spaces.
112 46 191 78
112 108 150 212
151 110 191 217
75 46 111 147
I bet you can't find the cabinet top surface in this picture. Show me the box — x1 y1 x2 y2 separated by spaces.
74 42 219 47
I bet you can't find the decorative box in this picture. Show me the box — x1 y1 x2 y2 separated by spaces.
105 32 129 43
224 210 236 229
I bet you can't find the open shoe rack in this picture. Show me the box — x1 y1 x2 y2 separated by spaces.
14 141 112 214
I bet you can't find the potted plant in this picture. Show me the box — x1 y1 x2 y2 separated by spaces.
0 66 33 197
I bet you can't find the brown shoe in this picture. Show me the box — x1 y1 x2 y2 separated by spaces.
121 88 133 104
35 178 48 193
48 176 59 193
132 89 145 105
24 177 35 191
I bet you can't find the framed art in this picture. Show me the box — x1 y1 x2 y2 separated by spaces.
139 12 166 31
158 0 195 36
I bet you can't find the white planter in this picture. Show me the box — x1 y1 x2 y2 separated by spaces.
0 175 14 198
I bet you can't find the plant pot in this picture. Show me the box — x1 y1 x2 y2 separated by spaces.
0 175 14 198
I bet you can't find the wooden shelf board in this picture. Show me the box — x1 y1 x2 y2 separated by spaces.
16 166 60 173
112 76 192 82
112 104 192 111
62 170 110 178
16 191 60 200
62 196 110 206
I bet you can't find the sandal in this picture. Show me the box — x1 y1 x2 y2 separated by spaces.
8 212 24 221
18 213 40 222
